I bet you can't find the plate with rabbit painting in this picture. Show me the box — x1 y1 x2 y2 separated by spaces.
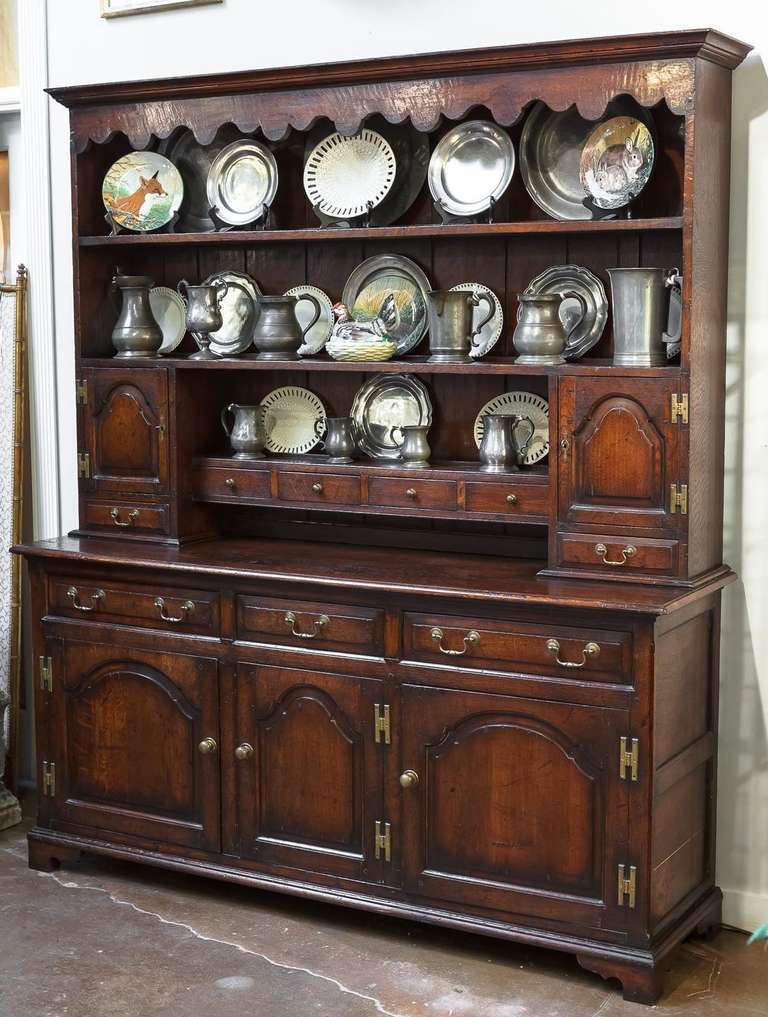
580 117 654 212
102 152 183 232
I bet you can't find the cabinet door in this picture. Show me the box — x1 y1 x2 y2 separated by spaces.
49 639 220 851
84 368 169 495
401 683 630 932
235 663 384 882
558 377 682 533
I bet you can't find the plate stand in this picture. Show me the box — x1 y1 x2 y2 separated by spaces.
433 196 496 226
208 204 271 233
311 201 374 230
104 209 179 237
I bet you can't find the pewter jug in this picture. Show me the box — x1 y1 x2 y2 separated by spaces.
111 274 162 358
607 268 683 367
478 413 535 472
392 424 431 469
314 416 357 464
513 291 587 365
253 294 321 360
178 278 229 361
221 403 267 459
427 289 495 363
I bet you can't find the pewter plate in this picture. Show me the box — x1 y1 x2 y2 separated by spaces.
158 125 242 232
285 285 334 356
523 265 608 360
342 255 431 356
428 120 515 217
473 391 550 466
261 386 326 455
150 286 186 355
202 269 261 357
303 129 396 221
206 140 278 226
449 282 504 359
351 375 432 460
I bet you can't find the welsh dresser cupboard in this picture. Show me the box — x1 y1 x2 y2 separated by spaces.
18 30 749 1004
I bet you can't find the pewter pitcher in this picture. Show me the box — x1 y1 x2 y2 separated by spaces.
315 416 357 464
607 268 683 367
221 403 267 459
392 424 431 468
478 413 535 472
427 289 494 363
253 294 321 360
111 274 163 358
513 291 587 365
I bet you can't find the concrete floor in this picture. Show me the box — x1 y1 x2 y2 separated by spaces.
1 813 766 1017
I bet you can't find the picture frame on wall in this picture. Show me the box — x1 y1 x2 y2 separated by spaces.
101 0 222 18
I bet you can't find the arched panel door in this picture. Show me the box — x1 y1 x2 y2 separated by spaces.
400 683 631 933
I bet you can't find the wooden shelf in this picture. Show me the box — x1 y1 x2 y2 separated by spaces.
78 217 684 248
195 454 548 480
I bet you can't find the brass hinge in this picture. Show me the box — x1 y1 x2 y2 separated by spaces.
618 863 637 909
76 377 88 406
374 703 391 746
671 392 689 424
39 656 53 693
670 482 688 514
374 820 391 862
619 736 639 782
77 452 91 479
42 761 56 797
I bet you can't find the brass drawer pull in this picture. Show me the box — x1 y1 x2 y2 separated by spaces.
399 769 420 788
506 494 518 505
312 482 324 494
431 626 480 656
154 597 195 623
66 586 105 612
224 477 236 489
595 542 636 566
235 743 254 761
284 610 329 639
198 737 217 755
110 507 140 527
546 638 600 669
405 488 417 499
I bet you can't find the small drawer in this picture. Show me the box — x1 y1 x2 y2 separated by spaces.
464 481 548 520
49 576 220 636
403 612 632 683
557 532 680 577
368 476 458 511
277 471 361 506
81 498 170 536
192 466 270 501
237 595 384 655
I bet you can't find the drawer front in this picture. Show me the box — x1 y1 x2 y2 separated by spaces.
277 471 361 506
49 576 219 636
404 612 632 683
557 532 680 577
368 476 457 511
81 499 170 536
237 595 384 655
464 481 548 520
192 466 270 501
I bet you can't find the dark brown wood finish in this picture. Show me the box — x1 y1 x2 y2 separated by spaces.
22 30 748 1007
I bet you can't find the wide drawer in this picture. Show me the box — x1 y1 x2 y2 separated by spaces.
81 498 170 536
403 611 632 683
464 480 548 520
556 532 680 577
368 476 457 510
237 595 384 655
277 471 361 506
49 575 220 636
192 465 270 501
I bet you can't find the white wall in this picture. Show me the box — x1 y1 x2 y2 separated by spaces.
42 0 768 931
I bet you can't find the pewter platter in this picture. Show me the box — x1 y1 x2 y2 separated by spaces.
158 125 241 232
342 254 431 356
580 116 655 212
428 120 515 217
449 282 504 359
150 286 187 355
351 375 432 460
285 285 334 356
202 269 261 356
303 129 396 221
473 391 550 466
206 140 278 226
523 265 607 360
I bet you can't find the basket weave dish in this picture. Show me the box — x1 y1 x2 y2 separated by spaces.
327 336 398 362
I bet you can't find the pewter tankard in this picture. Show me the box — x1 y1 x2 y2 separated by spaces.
513 291 587 365
392 424 431 468
427 289 494 363
607 268 683 367
253 294 321 360
478 413 535 472
315 416 357 464
111 274 163 358
221 403 267 459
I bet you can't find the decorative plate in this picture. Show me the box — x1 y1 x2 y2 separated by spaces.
284 285 334 356
522 265 608 360
261 386 326 455
580 117 654 212
303 129 396 221
473 391 550 465
351 375 432 460
449 282 504 358
342 255 431 356
149 287 186 355
206 140 278 226
158 124 242 232
102 151 183 233
428 120 515 217
202 269 261 357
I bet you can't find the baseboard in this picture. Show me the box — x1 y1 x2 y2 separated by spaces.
722 887 768 933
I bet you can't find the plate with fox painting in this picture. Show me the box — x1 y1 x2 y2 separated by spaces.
102 152 183 233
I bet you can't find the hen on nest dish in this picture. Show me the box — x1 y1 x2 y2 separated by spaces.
326 299 398 362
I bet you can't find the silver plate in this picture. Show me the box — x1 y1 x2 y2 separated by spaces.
284 285 334 356
580 116 655 211
428 120 515 217
351 375 432 460
303 128 396 221
449 282 504 359
342 255 431 356
473 391 550 466
158 125 242 233
523 265 608 360
520 100 655 221
206 140 278 226
149 286 186 355
202 269 261 357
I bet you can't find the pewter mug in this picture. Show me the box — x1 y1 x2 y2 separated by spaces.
111 274 163 358
314 416 357 464
427 289 495 363
221 403 267 459
392 424 431 468
478 413 535 472
607 268 683 367
513 291 587 365
178 278 229 361
253 294 321 360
